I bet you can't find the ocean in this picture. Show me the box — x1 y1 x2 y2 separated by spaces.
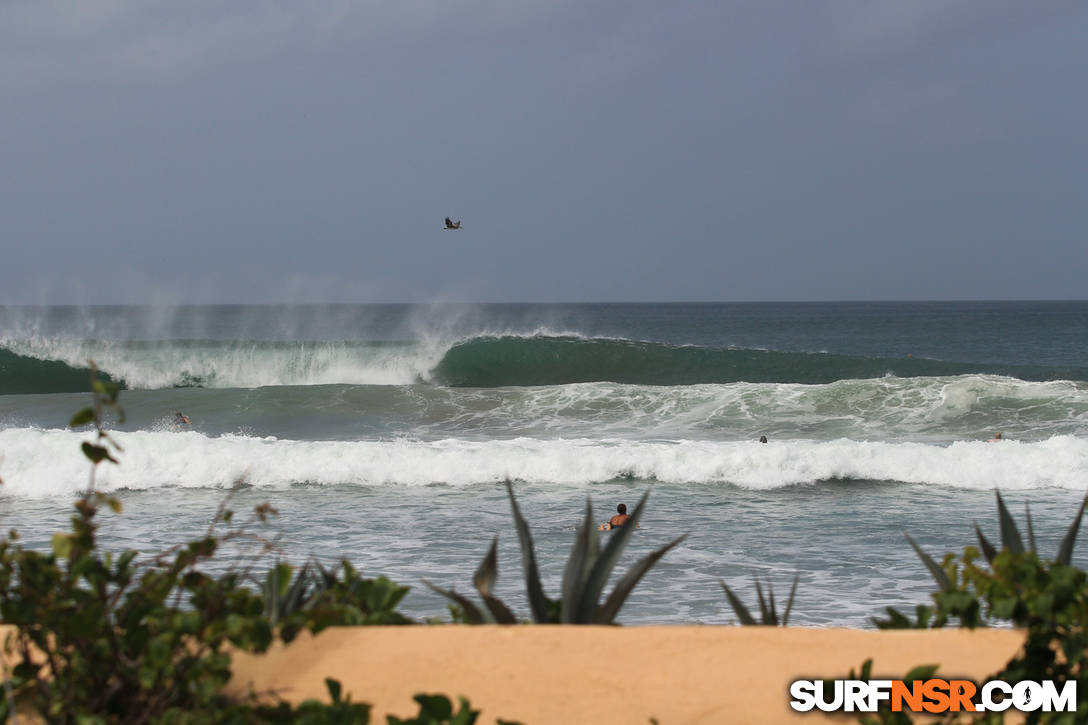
1 302 1086 627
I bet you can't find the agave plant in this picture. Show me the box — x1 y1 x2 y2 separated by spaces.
719 574 798 626
259 560 317 625
907 490 1088 593
258 558 413 640
425 482 686 624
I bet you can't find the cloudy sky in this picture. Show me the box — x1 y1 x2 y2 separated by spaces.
2 1 1085 303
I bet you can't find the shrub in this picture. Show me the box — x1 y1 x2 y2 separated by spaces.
871 491 1088 724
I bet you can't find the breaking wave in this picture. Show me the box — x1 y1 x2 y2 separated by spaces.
2 429 1087 498
3 334 1087 394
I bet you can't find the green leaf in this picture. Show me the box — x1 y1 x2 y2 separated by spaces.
69 408 95 427
1025 503 1037 554
422 580 488 624
413 693 453 720
975 523 997 564
755 578 772 624
81 442 117 464
995 491 1025 555
903 664 940 682
906 534 952 592
781 574 799 626
92 378 121 402
504 481 550 623
51 532 72 558
326 677 343 703
577 489 651 623
594 534 686 624
560 499 596 623
1056 493 1087 566
720 579 757 625
470 541 517 624
472 536 500 596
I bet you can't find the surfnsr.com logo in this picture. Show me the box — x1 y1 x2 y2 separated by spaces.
789 678 1077 714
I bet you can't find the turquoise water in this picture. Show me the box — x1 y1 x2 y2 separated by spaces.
1 302 1087 626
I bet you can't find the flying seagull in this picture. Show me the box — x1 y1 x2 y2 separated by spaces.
444 217 462 230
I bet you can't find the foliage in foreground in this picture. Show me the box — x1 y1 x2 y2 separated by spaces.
869 491 1088 724
259 559 413 643
425 482 685 624
0 372 516 724
719 574 798 626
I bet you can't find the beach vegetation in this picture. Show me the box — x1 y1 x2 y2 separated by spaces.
260 559 413 643
0 371 506 724
386 693 522 725
843 659 940 725
719 574 798 626
870 490 1088 724
425 482 685 624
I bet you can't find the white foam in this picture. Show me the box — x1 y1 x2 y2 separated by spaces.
2 428 1086 499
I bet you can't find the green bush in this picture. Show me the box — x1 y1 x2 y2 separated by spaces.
870 491 1088 724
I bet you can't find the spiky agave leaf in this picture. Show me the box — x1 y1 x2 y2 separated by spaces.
1025 503 1037 554
283 561 312 615
975 523 998 564
312 559 339 590
473 536 499 594
781 575 799 626
560 498 599 623
422 580 488 624
906 534 953 592
262 561 295 623
755 578 772 624
573 489 651 623
472 537 517 624
594 534 686 624
995 491 1025 555
1056 493 1088 566
504 481 550 623
719 579 757 625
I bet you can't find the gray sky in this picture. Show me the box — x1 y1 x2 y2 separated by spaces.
2 1 1086 303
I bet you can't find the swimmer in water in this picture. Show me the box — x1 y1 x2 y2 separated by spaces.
598 503 632 531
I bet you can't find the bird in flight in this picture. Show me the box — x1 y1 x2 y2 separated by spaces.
444 217 462 230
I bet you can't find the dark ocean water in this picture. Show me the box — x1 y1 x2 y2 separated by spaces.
1 302 1086 626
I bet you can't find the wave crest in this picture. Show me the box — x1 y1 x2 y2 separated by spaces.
3 333 1087 393
430 335 1088 387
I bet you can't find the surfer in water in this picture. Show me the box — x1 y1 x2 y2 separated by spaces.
444 217 462 230
598 503 632 531
174 411 191 426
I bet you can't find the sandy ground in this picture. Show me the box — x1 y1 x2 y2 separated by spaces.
227 626 1025 724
